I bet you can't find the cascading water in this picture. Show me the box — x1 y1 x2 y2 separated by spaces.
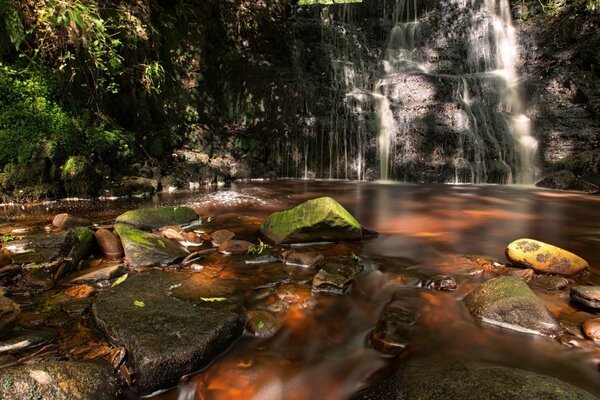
287 0 538 184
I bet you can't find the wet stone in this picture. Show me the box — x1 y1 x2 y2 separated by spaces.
95 228 124 259
65 284 96 298
370 298 419 356
0 327 57 354
275 284 314 309
281 249 324 268
0 360 121 400
57 227 95 269
312 260 362 295
354 357 599 400
246 310 281 339
0 250 12 267
91 272 245 395
69 264 125 284
464 276 563 337
571 286 600 309
245 254 278 265
505 238 589 276
583 318 600 341
422 275 457 291
210 229 236 246
52 213 91 229
115 223 188 267
531 275 570 291
218 239 252 255
160 227 186 241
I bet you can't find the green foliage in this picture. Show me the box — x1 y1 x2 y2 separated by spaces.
587 0 600 12
248 239 269 255
0 0 24 55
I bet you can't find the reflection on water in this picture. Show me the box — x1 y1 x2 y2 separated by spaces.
1 180 599 399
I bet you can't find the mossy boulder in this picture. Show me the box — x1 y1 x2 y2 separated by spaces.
114 223 188 267
505 238 589 276
56 227 95 274
0 361 121 399
115 206 199 231
259 197 362 244
464 276 563 337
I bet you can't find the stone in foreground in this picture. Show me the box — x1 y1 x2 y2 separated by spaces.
115 206 199 230
505 238 589 276
369 297 419 356
0 361 121 400
259 197 362 244
354 357 598 400
464 276 562 337
571 286 600 309
114 224 188 267
92 272 244 395
95 229 124 259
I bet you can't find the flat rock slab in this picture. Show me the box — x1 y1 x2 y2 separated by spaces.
115 224 188 267
312 260 362 295
260 196 362 244
464 276 563 337
571 286 600 309
115 206 199 231
0 361 121 400
505 238 589 276
354 358 598 400
92 272 244 395
69 264 125 284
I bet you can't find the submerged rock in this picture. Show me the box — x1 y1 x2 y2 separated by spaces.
210 229 236 246
532 275 570 291
246 310 281 339
464 276 563 337
114 224 188 267
354 357 598 400
312 260 363 295
571 286 600 309
369 298 419 356
0 296 20 337
95 229 124 259
115 206 199 231
52 213 91 229
0 361 120 400
218 239 252 255
92 272 244 395
69 264 125 284
259 197 362 244
505 238 589 276
583 318 600 341
281 249 324 268
422 275 457 290
245 254 278 265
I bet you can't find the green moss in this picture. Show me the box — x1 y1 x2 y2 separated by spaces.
115 206 199 230
260 196 362 244
114 224 154 246
62 156 88 179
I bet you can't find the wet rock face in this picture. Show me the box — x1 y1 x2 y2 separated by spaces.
281 250 324 268
571 286 600 310
583 318 600 341
246 310 281 338
369 298 419 356
464 276 563 337
259 197 362 244
0 361 121 400
52 213 91 229
354 357 598 400
95 229 124 259
91 272 245 395
217 239 252 255
505 238 589 276
57 227 95 270
422 275 457 290
210 229 236 245
312 260 363 295
114 224 188 267
115 206 199 231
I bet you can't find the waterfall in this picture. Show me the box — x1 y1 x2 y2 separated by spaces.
287 0 537 184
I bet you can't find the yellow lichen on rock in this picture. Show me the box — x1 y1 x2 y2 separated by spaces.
505 238 589 276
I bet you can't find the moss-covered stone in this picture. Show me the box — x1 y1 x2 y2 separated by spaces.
56 227 95 273
114 223 188 267
464 276 563 337
505 238 589 276
115 206 199 231
259 197 362 244
0 360 121 400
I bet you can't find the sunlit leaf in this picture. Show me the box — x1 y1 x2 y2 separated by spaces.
133 300 145 307
111 273 128 287
200 297 226 302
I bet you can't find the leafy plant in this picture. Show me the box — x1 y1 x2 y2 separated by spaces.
248 239 269 255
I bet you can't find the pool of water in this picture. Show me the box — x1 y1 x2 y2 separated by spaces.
1 180 599 399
